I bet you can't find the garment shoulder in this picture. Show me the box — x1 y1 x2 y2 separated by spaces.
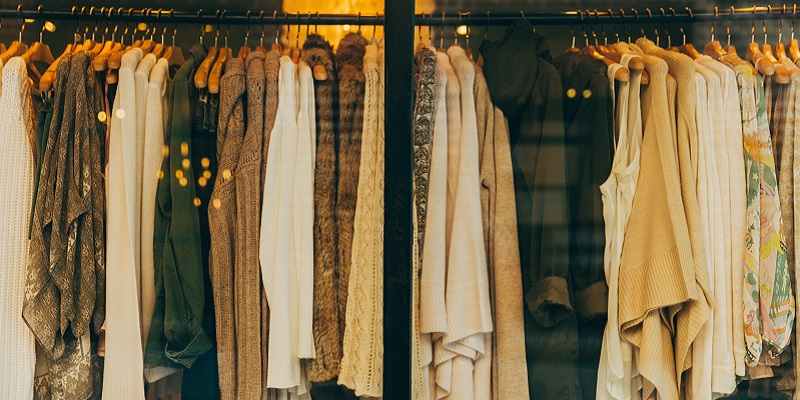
121 48 144 70
148 59 169 87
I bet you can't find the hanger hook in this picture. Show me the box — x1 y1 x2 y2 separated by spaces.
307 11 312 40
315 12 319 34
455 12 461 45
373 12 378 40
764 6 770 45
609 9 620 43
17 4 24 43
198 9 204 44
485 11 490 39
439 12 445 49
357 12 362 33
793 4 797 41
295 12 300 49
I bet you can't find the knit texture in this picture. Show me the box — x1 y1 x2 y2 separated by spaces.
339 42 384 397
233 51 267 400
0 57 35 400
209 57 246 400
474 64 530 400
335 33 368 351
616 50 686 400
261 49 281 400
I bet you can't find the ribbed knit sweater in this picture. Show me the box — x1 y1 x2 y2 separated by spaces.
0 57 35 400
209 57 246 400
616 50 686 400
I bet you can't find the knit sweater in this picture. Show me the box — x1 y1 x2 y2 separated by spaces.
474 64 530 400
302 34 342 383
640 39 714 391
209 57 246 400
232 50 267 400
615 50 686 400
0 57 35 400
339 42 384 397
104 48 147 400
335 33 368 351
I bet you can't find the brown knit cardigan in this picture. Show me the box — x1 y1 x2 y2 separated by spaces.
232 51 267 400
208 57 246 400
302 34 342 383
260 49 281 400
335 32 368 357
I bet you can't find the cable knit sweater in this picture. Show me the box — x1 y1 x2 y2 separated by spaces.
302 34 342 383
339 41 384 397
0 57 35 400
209 57 246 400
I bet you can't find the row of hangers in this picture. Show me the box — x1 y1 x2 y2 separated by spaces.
567 6 800 85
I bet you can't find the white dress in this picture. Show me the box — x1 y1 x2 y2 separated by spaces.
597 54 643 400
0 57 36 400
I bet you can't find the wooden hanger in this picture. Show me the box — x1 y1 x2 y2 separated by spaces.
208 47 230 94
597 45 649 84
39 40 74 92
194 45 218 89
582 44 629 82
763 43 792 83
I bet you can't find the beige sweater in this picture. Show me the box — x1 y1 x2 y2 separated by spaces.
616 49 686 400
474 65 530 400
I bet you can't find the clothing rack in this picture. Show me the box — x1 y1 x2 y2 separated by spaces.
1 3 794 399
3 6 800 26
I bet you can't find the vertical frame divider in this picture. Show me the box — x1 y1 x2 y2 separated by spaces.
383 1 415 399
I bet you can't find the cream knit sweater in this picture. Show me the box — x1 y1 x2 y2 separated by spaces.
0 57 36 400
339 42 384 397
103 48 146 400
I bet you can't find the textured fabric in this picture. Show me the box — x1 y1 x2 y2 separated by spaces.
261 50 281 400
25 53 106 399
0 57 35 400
259 56 313 399
413 47 436 257
339 42 384 397
144 44 214 370
481 20 581 400
417 49 446 400
639 39 714 396
208 56 246 400
302 34 342 383
613 48 684 400
233 50 267 400
474 62 530 400
335 33 368 352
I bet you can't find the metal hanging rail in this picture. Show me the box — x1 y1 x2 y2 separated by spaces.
2 5 800 26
